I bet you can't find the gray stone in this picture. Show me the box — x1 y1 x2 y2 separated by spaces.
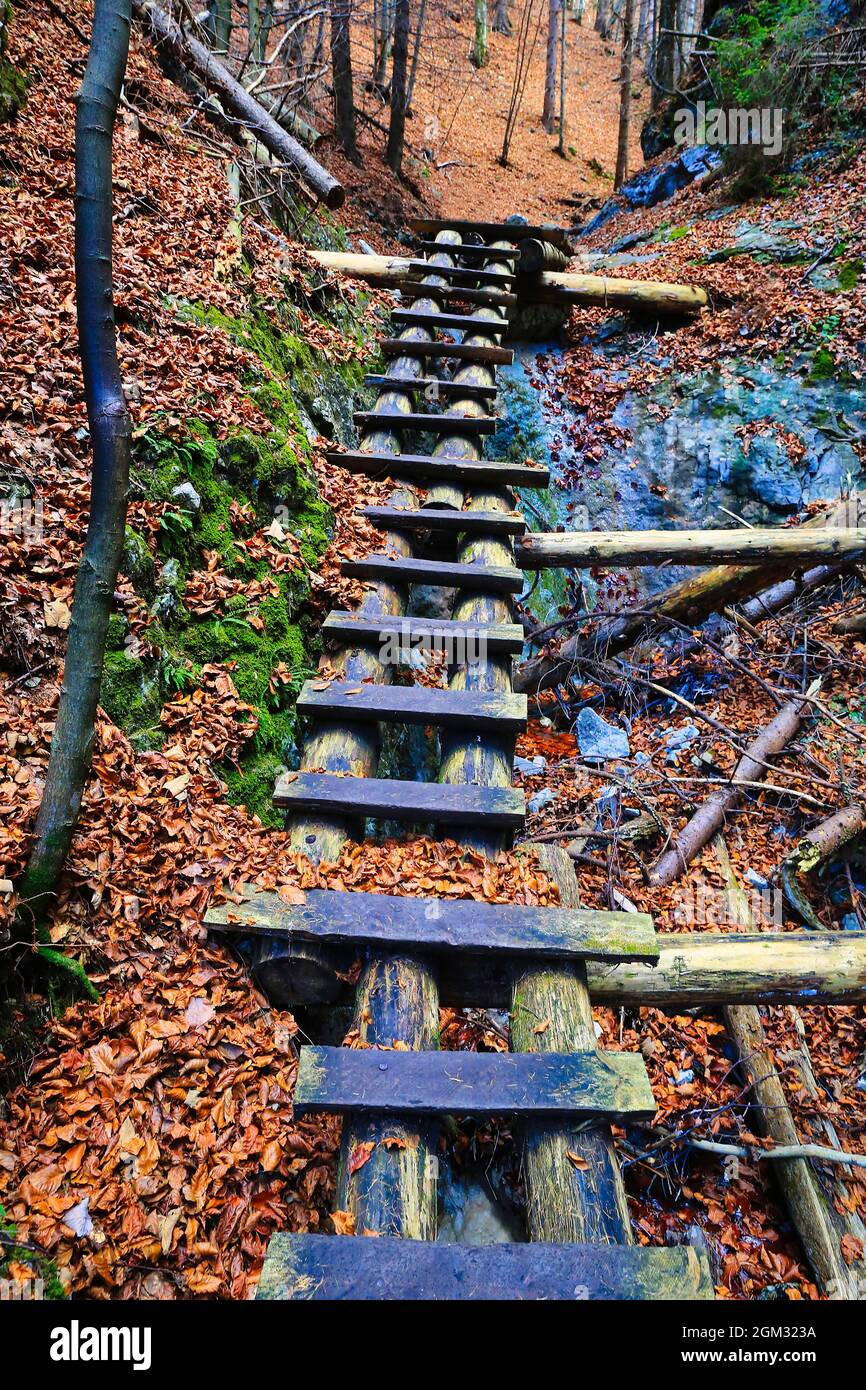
576 708 630 762
527 787 556 813
172 481 202 513
515 754 547 776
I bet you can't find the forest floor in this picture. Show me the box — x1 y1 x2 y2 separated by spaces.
0 0 864 1304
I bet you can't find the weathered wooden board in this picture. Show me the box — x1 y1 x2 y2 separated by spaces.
324 448 547 487
361 506 526 536
354 410 498 435
341 554 524 592
256 1233 713 1301
391 309 507 332
400 280 517 309
274 771 526 827
415 239 520 262
296 680 527 733
321 609 526 655
364 375 499 399
205 884 658 964
380 338 513 364
400 260 517 286
410 217 575 251
293 1045 656 1120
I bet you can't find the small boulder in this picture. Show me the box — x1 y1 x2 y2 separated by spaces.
172 481 202 513
576 708 630 762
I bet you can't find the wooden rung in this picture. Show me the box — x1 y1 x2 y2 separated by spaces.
355 411 497 435
324 449 549 488
415 240 520 262
380 339 513 365
391 309 507 332
256 1233 713 1301
365 375 498 400
402 281 517 308
205 885 659 964
341 554 524 592
321 611 526 655
292 1045 656 1120
274 771 525 827
400 260 517 287
361 506 526 536
296 681 527 733
411 216 575 251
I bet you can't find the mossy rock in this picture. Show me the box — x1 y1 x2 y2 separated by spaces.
100 650 163 751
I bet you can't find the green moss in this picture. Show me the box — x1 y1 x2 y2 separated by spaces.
835 258 863 292
807 346 837 382
1 1204 65 1298
0 1 25 123
100 650 164 750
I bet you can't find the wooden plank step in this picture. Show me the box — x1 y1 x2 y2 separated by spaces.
206 885 659 965
400 260 517 286
361 505 526 536
324 449 548 488
297 680 527 733
257 1233 713 1301
341 554 524 592
415 240 520 262
364 374 498 400
292 1045 656 1120
391 309 508 333
354 410 497 435
321 610 526 655
401 281 517 308
380 339 513 365
274 771 525 827
411 217 575 251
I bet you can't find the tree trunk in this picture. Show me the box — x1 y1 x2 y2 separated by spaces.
386 0 410 172
132 0 344 206
557 0 566 153
542 0 560 129
18 0 133 916
595 0 611 37
516 526 866 569
330 0 358 161
405 0 428 109
614 0 636 188
472 0 490 67
493 0 512 34
652 0 676 108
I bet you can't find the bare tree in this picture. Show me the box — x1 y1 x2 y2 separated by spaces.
652 0 676 108
330 0 358 160
542 0 561 129
615 0 637 187
406 0 429 111
19 0 132 917
472 0 490 67
493 0 511 35
557 0 566 153
387 0 411 170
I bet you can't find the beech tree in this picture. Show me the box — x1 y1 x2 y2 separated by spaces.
19 0 133 914
542 0 561 131
387 0 411 170
472 0 490 67
615 0 637 187
330 0 359 160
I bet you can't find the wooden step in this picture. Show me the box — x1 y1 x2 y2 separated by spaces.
380 339 513 365
297 681 527 733
365 374 498 400
206 885 659 965
257 1233 713 1301
402 281 517 308
274 771 525 828
321 610 526 656
341 554 524 592
400 260 517 287
411 216 575 251
361 506 526 536
355 410 497 435
415 240 520 262
324 449 548 488
292 1045 656 1120
391 308 508 333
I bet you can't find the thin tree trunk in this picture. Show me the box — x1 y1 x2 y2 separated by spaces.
653 0 675 107
493 0 511 34
18 0 133 916
386 0 410 171
614 0 636 187
472 0 489 66
405 0 428 110
557 0 566 152
330 0 358 160
542 0 560 128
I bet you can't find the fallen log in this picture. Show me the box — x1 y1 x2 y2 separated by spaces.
517 527 866 569
714 837 857 1298
131 0 344 208
304 249 708 316
515 503 854 696
781 803 866 930
649 684 816 888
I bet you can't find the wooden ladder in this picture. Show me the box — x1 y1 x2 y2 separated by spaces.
206 222 713 1301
